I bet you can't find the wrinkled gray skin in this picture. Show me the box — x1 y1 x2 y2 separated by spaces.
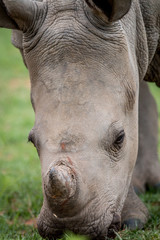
0 0 160 239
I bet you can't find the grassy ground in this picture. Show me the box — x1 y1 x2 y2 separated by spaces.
0 29 160 240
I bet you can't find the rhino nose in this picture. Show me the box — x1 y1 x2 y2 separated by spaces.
45 164 77 201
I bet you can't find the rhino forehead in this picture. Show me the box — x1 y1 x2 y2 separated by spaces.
28 29 137 113
31 68 137 117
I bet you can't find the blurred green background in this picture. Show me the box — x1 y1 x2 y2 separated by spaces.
0 29 160 240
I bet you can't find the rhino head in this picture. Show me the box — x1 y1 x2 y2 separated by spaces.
0 0 141 238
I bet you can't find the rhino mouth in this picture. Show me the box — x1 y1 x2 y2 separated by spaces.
37 203 121 240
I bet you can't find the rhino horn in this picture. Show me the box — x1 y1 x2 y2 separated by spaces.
44 164 77 203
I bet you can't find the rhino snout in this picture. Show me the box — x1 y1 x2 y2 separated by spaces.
43 161 78 216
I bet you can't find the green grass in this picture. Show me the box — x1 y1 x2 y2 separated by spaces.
0 29 160 240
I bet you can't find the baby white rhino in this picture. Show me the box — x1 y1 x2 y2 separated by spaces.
0 0 160 239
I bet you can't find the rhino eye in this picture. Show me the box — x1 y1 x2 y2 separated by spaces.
114 130 125 146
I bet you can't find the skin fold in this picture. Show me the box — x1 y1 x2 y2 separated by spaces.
0 0 160 239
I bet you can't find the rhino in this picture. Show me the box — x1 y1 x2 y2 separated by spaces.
0 0 160 239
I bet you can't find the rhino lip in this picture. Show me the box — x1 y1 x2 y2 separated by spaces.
37 200 118 240
37 212 111 240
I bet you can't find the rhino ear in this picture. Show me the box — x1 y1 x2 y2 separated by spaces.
0 0 18 29
0 0 43 31
85 0 132 22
